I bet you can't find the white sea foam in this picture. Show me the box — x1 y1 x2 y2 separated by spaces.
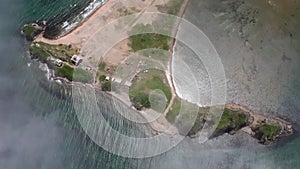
60 0 106 36
38 62 51 80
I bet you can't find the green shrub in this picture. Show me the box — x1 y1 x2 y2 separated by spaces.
259 123 281 141
216 108 248 132
102 81 112 91
55 65 93 83
23 25 36 41
55 65 74 81
131 92 151 109
99 75 106 81
30 45 51 63
73 68 93 83
98 62 106 71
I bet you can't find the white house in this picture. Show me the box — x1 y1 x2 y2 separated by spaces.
71 55 82 66
55 59 63 67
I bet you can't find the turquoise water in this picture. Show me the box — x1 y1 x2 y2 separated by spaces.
19 0 106 38
14 0 80 28
0 0 300 168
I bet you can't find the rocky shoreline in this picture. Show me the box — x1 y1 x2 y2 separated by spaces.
224 103 293 144
21 0 295 146
22 23 294 145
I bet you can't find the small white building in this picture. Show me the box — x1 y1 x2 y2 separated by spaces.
71 55 82 66
124 81 132 87
55 59 63 67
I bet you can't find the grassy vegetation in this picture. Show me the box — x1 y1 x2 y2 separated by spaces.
128 24 170 52
156 0 185 15
30 45 51 63
258 123 281 142
31 42 80 63
98 62 107 71
23 25 36 40
30 42 93 83
131 93 151 109
55 65 74 81
23 25 43 41
129 33 170 52
72 68 93 83
99 75 106 82
23 25 35 35
101 81 112 91
55 65 93 83
166 98 181 123
215 108 248 134
165 98 286 142
129 69 171 110
97 61 109 83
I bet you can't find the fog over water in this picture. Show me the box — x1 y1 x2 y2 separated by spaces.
0 0 71 168
0 0 300 169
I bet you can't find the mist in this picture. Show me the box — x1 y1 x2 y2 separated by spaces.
0 0 66 167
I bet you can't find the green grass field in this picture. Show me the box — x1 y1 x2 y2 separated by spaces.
128 23 170 52
129 33 170 52
129 69 171 110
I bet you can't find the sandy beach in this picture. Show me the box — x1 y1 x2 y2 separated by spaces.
36 0 120 45
36 0 184 68
36 0 172 46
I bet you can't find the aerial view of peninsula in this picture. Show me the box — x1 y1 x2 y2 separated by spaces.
0 0 299 168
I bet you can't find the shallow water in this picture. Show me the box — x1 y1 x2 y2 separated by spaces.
172 0 300 168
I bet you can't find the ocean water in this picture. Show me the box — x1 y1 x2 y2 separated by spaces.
0 0 300 169
20 0 106 38
173 0 300 168
1 0 143 168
